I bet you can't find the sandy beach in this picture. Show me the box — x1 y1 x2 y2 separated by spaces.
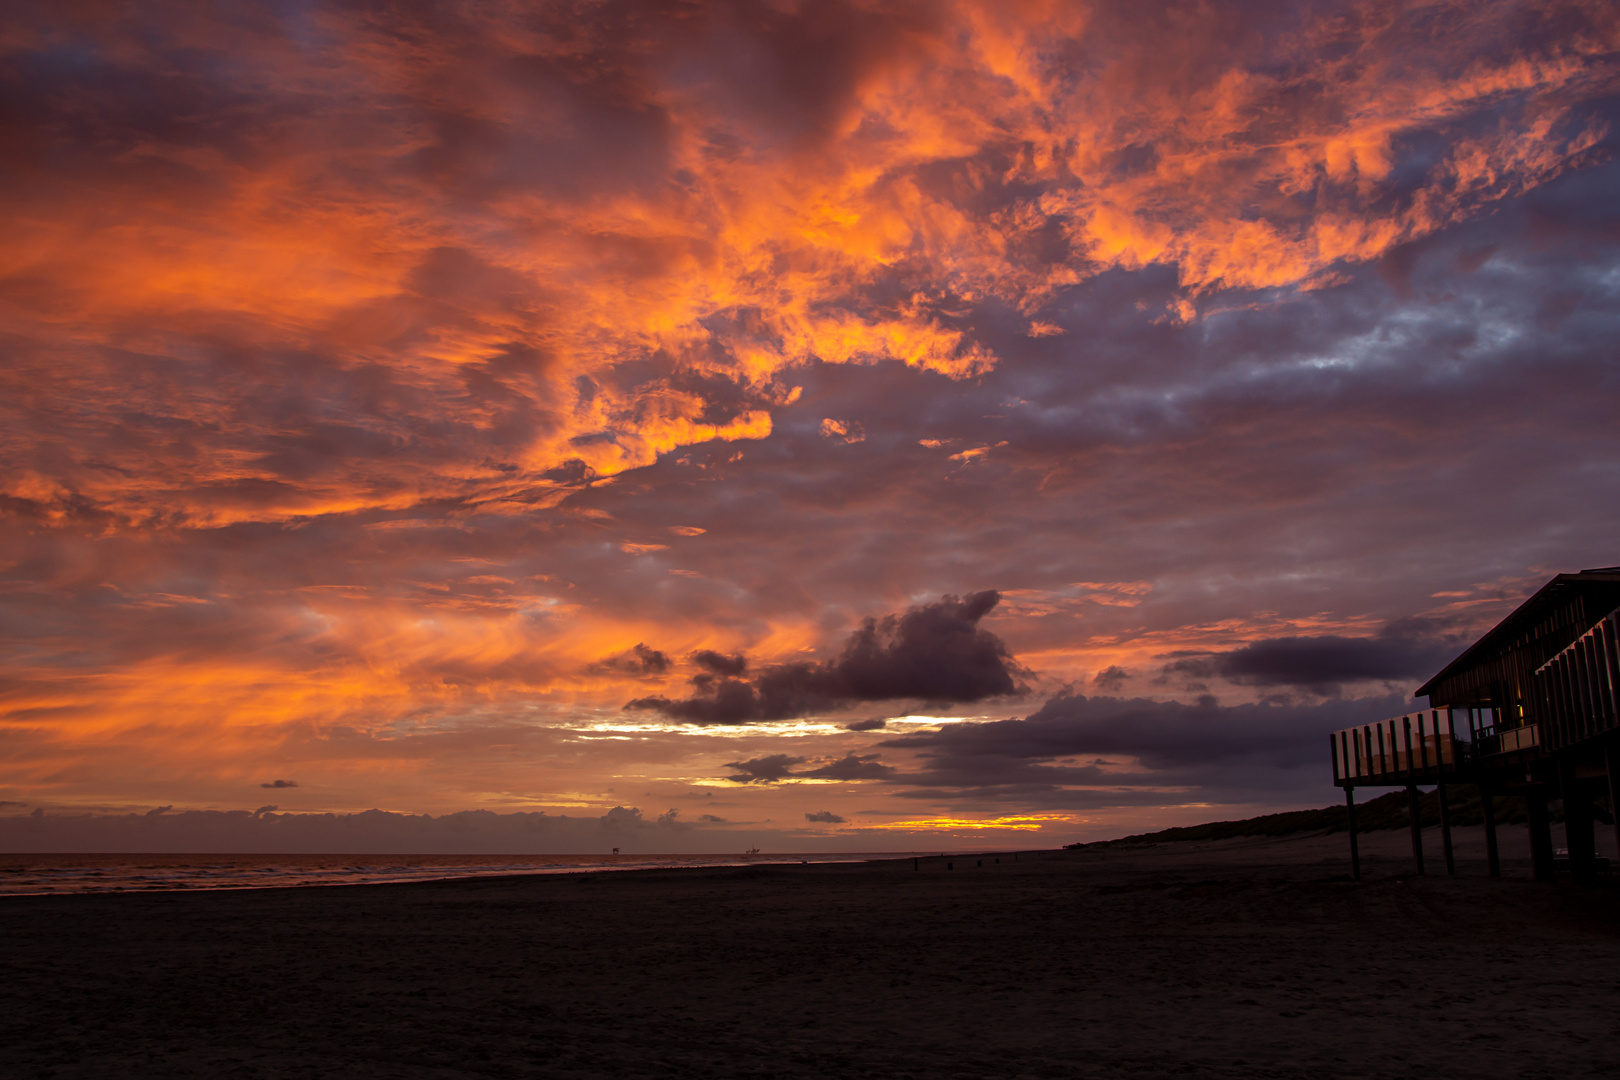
3 826 1617 1079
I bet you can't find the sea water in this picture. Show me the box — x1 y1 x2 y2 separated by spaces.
0 852 895 896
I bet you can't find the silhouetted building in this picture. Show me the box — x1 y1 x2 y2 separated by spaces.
1330 567 1620 882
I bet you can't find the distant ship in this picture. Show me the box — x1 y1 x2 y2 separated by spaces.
744 846 760 857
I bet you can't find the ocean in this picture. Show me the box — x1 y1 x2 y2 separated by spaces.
0 852 904 896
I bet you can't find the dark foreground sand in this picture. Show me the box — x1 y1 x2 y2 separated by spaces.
4 826 1618 1080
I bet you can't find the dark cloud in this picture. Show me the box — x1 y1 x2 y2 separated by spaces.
722 754 805 784
799 754 896 781
804 810 846 823
1091 666 1129 692
697 813 726 822
594 643 671 676
1158 618 1468 692
626 592 1027 723
600 805 652 828
722 752 894 784
260 779 299 789
844 717 887 731
691 650 747 676
878 691 1404 804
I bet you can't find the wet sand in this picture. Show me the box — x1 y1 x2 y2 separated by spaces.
3 826 1617 1079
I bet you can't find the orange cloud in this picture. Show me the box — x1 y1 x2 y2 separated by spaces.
6 1 1609 528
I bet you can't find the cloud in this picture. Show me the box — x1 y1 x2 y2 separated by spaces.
722 752 895 784
260 779 299 789
594 643 672 677
805 810 846 824
1158 618 1468 692
799 754 897 781
691 650 747 677
844 718 887 731
722 755 806 784
626 592 1027 723
878 691 1403 804
1091 666 1129 692
819 418 865 444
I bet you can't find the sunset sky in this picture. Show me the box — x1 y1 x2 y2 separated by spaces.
4 0 1619 851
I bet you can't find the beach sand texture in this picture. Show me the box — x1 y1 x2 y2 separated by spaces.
4 826 1617 1079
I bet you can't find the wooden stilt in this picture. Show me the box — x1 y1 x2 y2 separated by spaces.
1607 744 1620 868
1481 784 1500 878
1403 717 1425 875
1562 762 1597 886
1438 783 1455 875
1527 787 1556 883
1406 783 1425 875
1345 786 1360 881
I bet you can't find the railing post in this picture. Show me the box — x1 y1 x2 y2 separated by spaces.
1418 710 1430 773
1403 714 1414 778
1404 715 1421 876
1604 614 1620 728
1345 787 1360 881
1582 637 1604 736
1595 621 1617 725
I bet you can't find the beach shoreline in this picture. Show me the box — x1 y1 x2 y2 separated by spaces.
4 827 1616 1079
0 850 934 898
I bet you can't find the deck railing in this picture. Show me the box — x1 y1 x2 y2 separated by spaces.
1331 710 1463 784
1474 722 1540 757
1531 606 1620 752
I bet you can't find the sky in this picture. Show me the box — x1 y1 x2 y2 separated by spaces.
3 0 1619 852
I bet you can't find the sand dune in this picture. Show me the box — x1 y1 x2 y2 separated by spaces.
3 828 1616 1079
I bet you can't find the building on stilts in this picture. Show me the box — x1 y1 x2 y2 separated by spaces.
1330 566 1620 882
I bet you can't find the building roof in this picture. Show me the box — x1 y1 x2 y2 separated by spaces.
1415 567 1620 700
